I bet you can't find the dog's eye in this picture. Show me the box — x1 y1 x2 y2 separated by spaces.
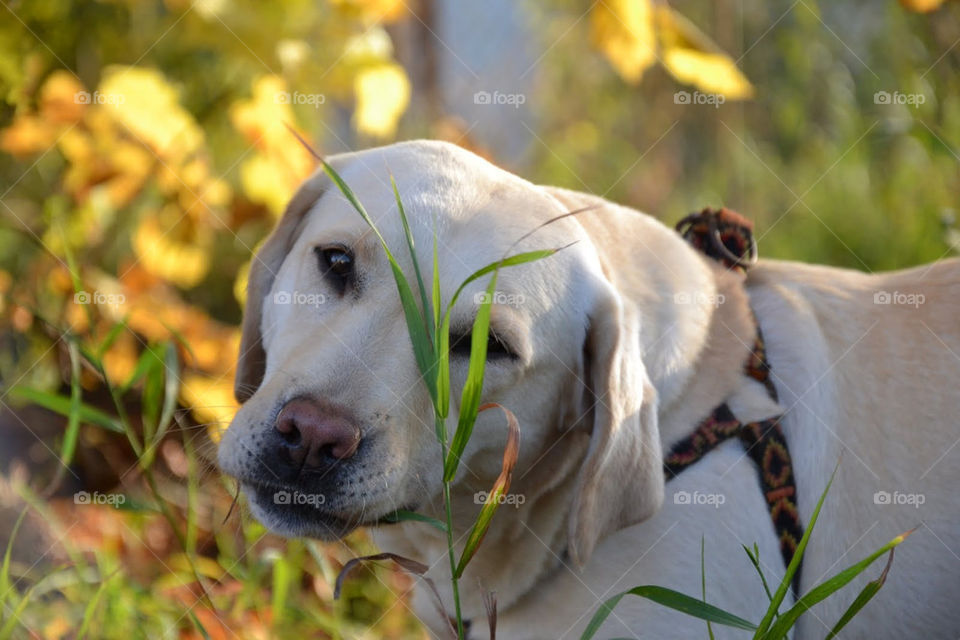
450 330 516 361
315 246 353 295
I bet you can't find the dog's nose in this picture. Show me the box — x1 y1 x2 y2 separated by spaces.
275 398 361 468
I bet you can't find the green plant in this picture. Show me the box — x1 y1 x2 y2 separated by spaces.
579 463 913 640
302 138 559 638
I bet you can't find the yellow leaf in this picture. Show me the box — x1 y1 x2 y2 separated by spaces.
229 75 293 150
99 66 204 159
662 49 754 99
353 62 410 138
240 153 295 217
899 0 945 11
343 27 395 66
0 115 56 157
590 0 657 83
657 7 754 100
229 75 315 204
332 0 407 23
132 208 212 288
39 70 86 124
180 373 238 442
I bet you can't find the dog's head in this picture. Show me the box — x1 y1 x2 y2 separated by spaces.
217 140 667 563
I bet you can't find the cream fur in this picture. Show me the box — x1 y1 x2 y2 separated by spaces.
218 140 960 639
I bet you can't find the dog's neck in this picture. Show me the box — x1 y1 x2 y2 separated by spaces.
656 260 771 448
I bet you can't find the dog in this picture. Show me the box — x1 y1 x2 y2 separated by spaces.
218 140 960 639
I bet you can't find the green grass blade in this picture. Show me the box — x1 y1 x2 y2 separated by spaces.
754 459 841 638
271 543 298 625
0 582 39 640
437 250 557 347
436 322 450 421
392 175 432 342
58 219 94 330
76 571 116 640
47 338 82 494
378 509 448 533
120 346 160 393
153 342 179 446
187 610 212 640
437 249 557 456
446 250 557 312
431 220 441 329
140 345 164 445
742 543 776 608
95 319 129 360
7 386 123 433
454 404 519 577
702 537 715 640
319 159 437 403
390 261 438 403
824 549 895 640
580 586 757 640
433 229 449 420
763 532 911 639
444 272 498 481
0 509 27 610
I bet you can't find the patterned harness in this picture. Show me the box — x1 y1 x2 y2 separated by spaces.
665 208 804 589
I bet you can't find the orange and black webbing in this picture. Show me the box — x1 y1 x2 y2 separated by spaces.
665 208 804 593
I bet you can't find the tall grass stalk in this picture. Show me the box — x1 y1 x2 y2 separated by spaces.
307 147 557 638
579 462 913 639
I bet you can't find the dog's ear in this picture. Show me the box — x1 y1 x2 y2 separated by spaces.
234 170 329 402
568 278 664 566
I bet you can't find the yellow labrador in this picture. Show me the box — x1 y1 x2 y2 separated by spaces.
218 141 960 639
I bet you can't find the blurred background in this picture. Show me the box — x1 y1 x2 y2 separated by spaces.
0 0 957 637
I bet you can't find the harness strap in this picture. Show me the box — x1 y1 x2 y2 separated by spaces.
665 207 804 589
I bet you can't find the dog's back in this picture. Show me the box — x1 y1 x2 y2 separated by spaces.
747 257 960 638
